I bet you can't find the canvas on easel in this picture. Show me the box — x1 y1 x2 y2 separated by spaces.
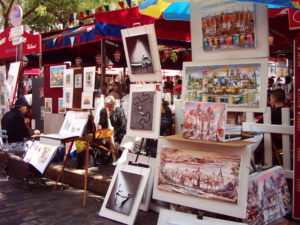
99 164 150 225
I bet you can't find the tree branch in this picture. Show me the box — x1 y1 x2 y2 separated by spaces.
6 0 15 16
23 4 40 19
0 0 7 14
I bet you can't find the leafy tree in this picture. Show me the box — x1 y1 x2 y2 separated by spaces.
1 0 143 32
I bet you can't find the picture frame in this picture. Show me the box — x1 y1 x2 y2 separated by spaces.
58 98 66 114
121 24 162 82
44 98 52 113
7 61 21 108
125 153 155 212
182 58 268 112
126 84 162 139
81 91 93 109
83 66 96 91
63 68 74 88
153 137 252 219
0 65 6 82
63 88 73 109
58 111 89 137
49 65 66 88
190 1 269 61
99 164 150 225
40 106 45 120
74 73 83 88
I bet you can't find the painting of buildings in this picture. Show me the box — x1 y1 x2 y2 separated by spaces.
183 102 226 142
158 148 241 204
246 166 291 225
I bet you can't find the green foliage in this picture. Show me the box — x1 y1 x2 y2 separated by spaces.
1 0 144 32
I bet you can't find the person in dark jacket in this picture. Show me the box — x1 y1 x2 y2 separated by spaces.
1 96 40 154
98 96 126 145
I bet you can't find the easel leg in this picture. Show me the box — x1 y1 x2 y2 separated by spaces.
52 142 74 192
83 141 89 208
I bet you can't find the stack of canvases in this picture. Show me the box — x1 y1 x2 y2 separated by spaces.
98 24 163 225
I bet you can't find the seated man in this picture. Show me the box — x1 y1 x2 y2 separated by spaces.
1 96 40 156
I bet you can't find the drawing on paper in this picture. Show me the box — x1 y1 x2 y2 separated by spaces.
75 74 82 88
130 91 154 130
106 170 142 215
183 102 226 142
185 63 261 107
125 34 154 74
158 148 241 204
201 2 255 51
50 65 66 87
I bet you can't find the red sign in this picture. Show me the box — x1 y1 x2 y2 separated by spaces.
293 34 300 219
9 5 23 27
289 9 300 30
0 27 41 60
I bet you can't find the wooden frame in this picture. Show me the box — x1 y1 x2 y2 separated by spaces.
153 136 252 219
99 164 150 225
121 24 162 82
126 84 162 139
190 1 269 61
182 58 268 112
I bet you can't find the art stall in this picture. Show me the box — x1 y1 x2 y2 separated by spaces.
96 0 294 225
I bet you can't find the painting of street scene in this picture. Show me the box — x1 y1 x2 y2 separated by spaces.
50 65 66 88
183 102 226 142
158 148 241 204
246 166 291 225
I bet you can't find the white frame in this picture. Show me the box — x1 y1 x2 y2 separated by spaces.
182 58 268 112
44 98 52 113
49 65 66 88
126 84 162 139
63 88 73 109
126 153 155 212
190 1 269 61
81 91 94 109
99 164 150 225
83 66 96 91
74 73 83 88
63 68 74 88
121 24 162 82
7 61 21 107
153 137 252 219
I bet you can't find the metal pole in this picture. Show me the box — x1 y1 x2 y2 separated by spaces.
17 32 23 97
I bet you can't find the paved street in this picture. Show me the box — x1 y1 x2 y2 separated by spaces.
0 174 158 225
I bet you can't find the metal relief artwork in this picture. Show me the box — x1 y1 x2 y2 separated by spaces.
125 34 154 74
130 91 155 130
158 148 241 204
106 171 142 215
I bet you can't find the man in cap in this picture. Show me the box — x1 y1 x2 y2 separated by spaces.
1 96 40 155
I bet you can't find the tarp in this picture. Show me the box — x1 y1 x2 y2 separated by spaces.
0 27 41 60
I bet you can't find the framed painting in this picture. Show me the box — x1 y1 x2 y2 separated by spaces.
0 92 6 107
182 58 268 112
58 98 65 114
121 24 162 82
183 102 227 142
63 68 74 88
81 91 93 109
44 98 52 113
153 137 252 219
50 65 66 88
7 61 21 107
99 164 150 225
126 84 162 139
63 88 73 109
74 73 83 88
83 66 96 91
190 1 269 60
0 65 6 82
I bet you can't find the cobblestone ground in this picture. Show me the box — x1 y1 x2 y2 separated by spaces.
0 174 158 225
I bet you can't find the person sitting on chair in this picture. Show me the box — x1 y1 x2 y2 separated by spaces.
1 96 40 156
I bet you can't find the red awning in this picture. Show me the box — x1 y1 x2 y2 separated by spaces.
24 68 39 75
0 27 41 60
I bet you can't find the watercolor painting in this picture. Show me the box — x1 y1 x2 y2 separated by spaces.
50 65 66 88
183 102 226 142
81 92 93 109
158 148 241 204
44 98 52 113
58 98 65 114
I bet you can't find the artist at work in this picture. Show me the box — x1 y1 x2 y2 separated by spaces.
1 96 40 155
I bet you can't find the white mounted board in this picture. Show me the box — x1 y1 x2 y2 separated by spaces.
190 1 269 61
121 24 162 82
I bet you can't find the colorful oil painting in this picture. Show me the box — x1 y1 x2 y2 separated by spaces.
183 102 226 142
81 91 93 109
201 2 255 51
185 63 261 107
50 65 66 88
44 98 52 113
246 166 291 225
58 98 65 114
158 148 241 204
